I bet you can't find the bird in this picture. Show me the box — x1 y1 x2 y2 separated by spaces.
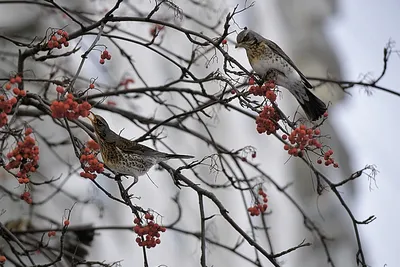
87 112 194 179
235 28 327 121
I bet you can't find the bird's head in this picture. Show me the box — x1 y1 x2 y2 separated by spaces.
235 28 260 49
88 112 111 139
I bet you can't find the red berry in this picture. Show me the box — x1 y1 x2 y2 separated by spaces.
56 86 64 93
99 59 105 64
323 111 329 117
333 163 339 168
221 39 227 45
64 220 70 226
0 255 6 263
89 83 95 89
317 159 322 164
15 76 22 83
284 144 290 151
25 128 33 136
248 77 255 85
10 77 16 84
12 88 20 95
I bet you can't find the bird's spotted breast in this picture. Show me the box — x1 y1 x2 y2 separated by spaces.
247 46 299 81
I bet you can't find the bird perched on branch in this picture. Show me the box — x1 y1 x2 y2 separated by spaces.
236 28 327 121
88 112 194 179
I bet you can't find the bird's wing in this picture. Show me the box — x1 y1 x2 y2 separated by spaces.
263 38 313 89
116 137 164 157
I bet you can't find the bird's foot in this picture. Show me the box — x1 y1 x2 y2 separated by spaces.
126 176 139 192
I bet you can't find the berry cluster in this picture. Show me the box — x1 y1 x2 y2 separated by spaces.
47 231 56 237
20 191 32 204
99 50 111 65
0 95 17 127
50 93 91 119
6 128 39 185
4 75 26 97
283 125 322 157
47 29 69 49
248 81 276 98
150 24 165 37
248 187 269 216
255 105 281 135
133 212 166 249
79 140 104 179
317 149 339 168
119 78 135 89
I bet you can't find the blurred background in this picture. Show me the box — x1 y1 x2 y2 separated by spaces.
0 0 398 266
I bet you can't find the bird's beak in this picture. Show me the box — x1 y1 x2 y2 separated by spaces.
88 111 95 123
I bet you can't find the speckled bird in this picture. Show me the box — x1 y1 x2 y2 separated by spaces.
88 113 194 178
236 28 327 121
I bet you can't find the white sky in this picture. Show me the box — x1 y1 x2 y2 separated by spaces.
329 0 400 265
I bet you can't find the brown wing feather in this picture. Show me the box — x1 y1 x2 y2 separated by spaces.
263 38 313 89
116 137 164 157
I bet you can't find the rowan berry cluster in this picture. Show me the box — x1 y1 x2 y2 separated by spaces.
4 75 26 97
79 140 104 179
47 231 56 237
255 105 281 135
150 24 165 37
0 95 17 127
249 81 276 99
50 93 91 119
283 125 322 157
248 187 269 216
47 29 69 49
119 78 135 89
20 191 32 204
99 50 111 65
6 128 39 185
317 149 339 168
133 212 166 249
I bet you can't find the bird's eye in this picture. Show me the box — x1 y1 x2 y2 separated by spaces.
97 120 103 126
242 34 249 42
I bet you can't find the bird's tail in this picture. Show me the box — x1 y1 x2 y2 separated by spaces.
165 153 194 160
293 84 327 121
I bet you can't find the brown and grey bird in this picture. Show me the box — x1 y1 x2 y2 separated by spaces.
88 113 194 179
236 28 327 121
